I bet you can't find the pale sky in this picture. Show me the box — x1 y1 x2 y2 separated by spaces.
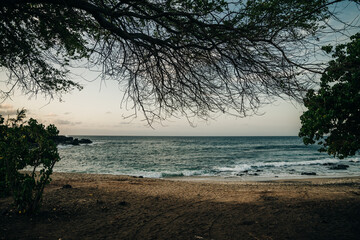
0 67 305 136
0 2 358 136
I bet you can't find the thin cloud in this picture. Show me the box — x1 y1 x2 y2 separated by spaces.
54 119 82 126
45 113 58 117
0 104 13 110
114 121 132 126
0 104 18 115
64 112 71 115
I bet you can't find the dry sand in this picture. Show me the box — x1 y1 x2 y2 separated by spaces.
1 173 360 240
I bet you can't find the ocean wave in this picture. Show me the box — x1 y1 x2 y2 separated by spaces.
114 169 208 178
214 158 341 173
349 157 359 163
57 144 73 149
163 170 207 178
89 141 107 145
253 144 312 150
215 164 252 172
254 158 340 167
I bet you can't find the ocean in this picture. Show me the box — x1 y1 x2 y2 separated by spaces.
55 136 360 180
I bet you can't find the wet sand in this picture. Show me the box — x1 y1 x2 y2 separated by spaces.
1 173 360 240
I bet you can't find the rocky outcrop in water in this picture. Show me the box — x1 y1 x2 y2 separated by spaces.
51 135 92 145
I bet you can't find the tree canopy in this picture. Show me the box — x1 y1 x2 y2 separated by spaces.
299 33 360 159
1 0 359 123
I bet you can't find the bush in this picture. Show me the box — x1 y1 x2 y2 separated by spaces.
0 109 60 214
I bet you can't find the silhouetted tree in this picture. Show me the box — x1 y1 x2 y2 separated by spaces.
1 0 359 123
299 33 360 159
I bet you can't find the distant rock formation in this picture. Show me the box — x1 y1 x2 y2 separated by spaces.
51 135 92 145
329 164 349 170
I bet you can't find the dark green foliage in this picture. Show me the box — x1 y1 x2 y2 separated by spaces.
0 115 8 197
0 109 60 213
299 33 360 159
0 1 93 98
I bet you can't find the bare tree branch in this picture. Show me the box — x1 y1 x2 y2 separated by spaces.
1 0 359 124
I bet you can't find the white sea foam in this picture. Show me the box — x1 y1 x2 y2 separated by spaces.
115 170 209 178
215 164 252 172
253 158 340 168
90 141 106 145
132 171 163 178
214 158 341 173
57 144 73 149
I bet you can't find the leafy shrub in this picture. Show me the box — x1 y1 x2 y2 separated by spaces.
0 109 60 214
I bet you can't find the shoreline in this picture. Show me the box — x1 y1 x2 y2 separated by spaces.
168 174 360 183
51 170 360 183
2 172 360 239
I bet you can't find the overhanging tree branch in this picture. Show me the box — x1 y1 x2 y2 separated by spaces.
1 0 359 123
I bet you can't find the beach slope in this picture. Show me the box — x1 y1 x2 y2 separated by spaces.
1 173 360 240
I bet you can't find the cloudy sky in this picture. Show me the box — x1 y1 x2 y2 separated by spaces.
0 2 358 136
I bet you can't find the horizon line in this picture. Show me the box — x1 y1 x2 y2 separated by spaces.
66 135 301 137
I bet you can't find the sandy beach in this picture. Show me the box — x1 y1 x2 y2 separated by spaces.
1 173 360 240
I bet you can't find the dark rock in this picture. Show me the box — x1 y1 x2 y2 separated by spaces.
329 164 349 170
323 163 336 166
51 135 74 145
132 176 144 178
79 138 92 144
62 184 72 189
72 138 80 145
256 169 263 172
51 135 92 145
301 172 317 176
